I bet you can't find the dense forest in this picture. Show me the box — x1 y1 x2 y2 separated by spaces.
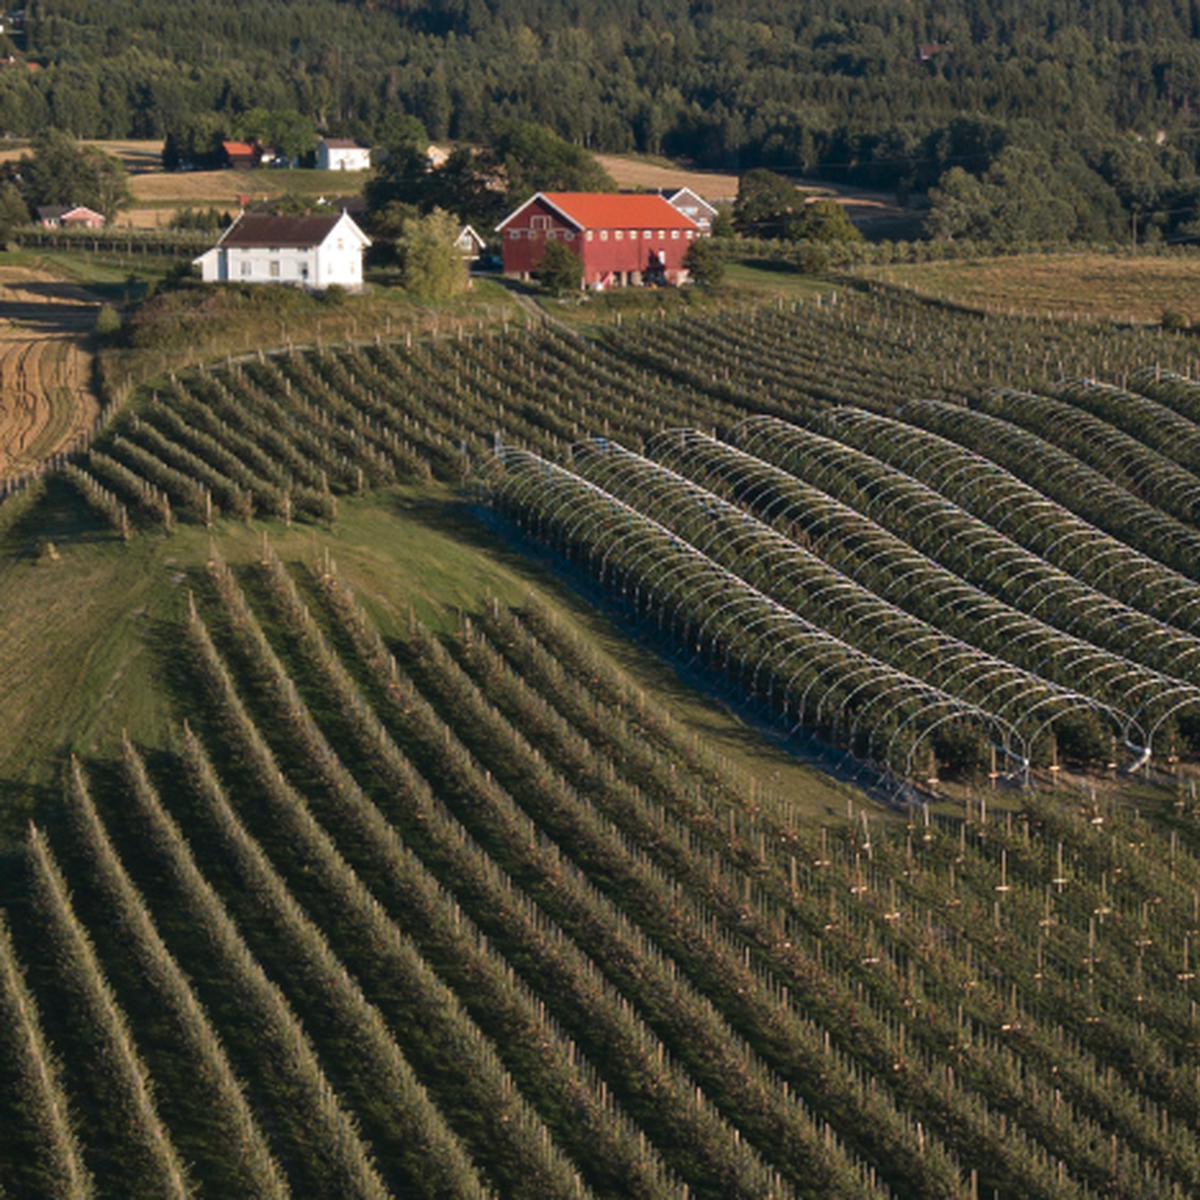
9 0 1200 240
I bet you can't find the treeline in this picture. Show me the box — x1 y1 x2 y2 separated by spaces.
7 0 1200 239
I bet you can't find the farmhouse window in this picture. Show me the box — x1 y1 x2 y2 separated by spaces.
586 231 593 241
671 229 679 239
658 230 665 239
642 230 650 239
615 230 624 240
600 230 608 241
337 239 344 250
269 260 281 278
240 261 252 277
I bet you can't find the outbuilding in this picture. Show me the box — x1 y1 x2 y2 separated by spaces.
193 210 371 290
221 140 263 170
36 204 106 229
661 187 719 233
496 192 703 289
317 138 371 172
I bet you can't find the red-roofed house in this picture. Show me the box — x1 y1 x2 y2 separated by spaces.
496 192 703 289
222 140 263 170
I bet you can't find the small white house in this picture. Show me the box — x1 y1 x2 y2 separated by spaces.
455 224 486 260
193 211 371 290
316 137 371 171
661 188 719 233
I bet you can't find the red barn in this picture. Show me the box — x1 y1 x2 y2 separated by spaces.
496 192 703 289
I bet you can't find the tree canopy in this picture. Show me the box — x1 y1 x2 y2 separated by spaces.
16 129 131 219
5 1 1200 243
395 207 469 300
533 240 583 296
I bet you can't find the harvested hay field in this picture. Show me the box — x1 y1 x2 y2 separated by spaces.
856 252 1200 325
0 268 98 481
593 152 911 228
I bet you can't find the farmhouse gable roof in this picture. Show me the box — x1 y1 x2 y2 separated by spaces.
496 192 700 234
216 211 370 251
662 187 718 217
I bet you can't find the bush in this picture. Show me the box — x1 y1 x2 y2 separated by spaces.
795 243 831 275
95 303 122 338
533 241 583 296
683 238 725 289
1161 307 1188 331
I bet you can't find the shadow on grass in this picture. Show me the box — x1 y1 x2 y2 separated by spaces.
392 490 570 580
447 502 890 809
0 778 54 892
0 476 123 560
738 257 800 275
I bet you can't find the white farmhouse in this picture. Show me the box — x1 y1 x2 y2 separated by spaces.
316 137 371 171
193 211 371 290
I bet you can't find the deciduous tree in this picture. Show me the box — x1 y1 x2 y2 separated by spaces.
397 207 469 299
533 240 582 296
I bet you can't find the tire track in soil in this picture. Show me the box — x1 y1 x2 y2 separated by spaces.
0 268 98 482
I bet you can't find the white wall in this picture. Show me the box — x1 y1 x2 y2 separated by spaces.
316 143 371 171
194 213 369 288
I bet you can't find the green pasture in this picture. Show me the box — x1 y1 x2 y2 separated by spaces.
0 474 855 855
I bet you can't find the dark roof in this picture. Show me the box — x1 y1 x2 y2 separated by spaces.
36 204 104 221
321 138 366 150
220 213 344 249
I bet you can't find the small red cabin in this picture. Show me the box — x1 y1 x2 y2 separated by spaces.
496 192 703 289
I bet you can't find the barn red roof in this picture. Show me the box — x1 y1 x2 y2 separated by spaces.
497 192 700 232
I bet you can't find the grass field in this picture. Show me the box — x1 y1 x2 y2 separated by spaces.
853 251 1200 325
0 475 853 852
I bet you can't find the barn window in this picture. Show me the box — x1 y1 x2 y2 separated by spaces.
671 229 679 239
615 229 624 240
586 231 593 241
564 231 575 240
642 230 650 239
658 230 665 239
508 229 522 239
600 230 608 241
531 215 550 230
